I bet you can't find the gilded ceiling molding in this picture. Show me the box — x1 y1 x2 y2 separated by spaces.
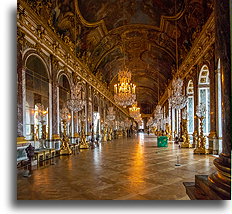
17 0 129 118
159 12 215 106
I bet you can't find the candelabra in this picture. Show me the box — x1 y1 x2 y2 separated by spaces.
59 106 72 155
108 125 113 141
35 103 48 149
181 108 192 148
194 104 209 154
79 116 89 149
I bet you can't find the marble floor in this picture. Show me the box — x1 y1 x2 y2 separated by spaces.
17 134 216 200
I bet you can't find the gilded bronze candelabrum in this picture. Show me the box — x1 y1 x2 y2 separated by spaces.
60 118 72 155
79 121 89 149
181 119 192 148
194 104 209 154
36 104 48 149
59 106 72 155
108 126 112 141
192 130 198 148
102 124 108 142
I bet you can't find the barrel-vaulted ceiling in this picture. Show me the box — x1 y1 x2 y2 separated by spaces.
27 0 213 114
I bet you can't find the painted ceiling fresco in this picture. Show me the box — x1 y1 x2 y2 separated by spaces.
24 0 213 113
78 0 184 30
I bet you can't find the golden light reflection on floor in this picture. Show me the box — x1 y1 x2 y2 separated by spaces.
17 135 216 200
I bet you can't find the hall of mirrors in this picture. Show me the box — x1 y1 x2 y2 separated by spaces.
17 0 231 200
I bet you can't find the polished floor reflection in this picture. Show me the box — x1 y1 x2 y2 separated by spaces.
17 134 215 200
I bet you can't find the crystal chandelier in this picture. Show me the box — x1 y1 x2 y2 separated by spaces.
134 114 142 123
124 118 132 128
168 78 188 110
168 7 187 111
113 2 136 108
129 102 140 118
60 106 70 121
154 105 163 120
106 107 115 121
114 68 136 108
67 82 85 112
147 117 153 127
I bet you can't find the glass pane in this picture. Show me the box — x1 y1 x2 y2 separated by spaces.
188 97 194 133
207 88 210 133
199 89 206 133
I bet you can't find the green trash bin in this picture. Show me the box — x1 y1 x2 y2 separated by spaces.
157 136 168 147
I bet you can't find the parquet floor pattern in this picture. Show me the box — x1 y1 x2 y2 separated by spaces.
17 134 215 200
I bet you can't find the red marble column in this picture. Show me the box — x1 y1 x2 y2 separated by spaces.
192 68 198 147
208 0 231 199
51 56 60 141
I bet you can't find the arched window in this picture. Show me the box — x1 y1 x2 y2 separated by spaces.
25 55 49 142
198 65 210 136
216 59 222 153
187 80 194 134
